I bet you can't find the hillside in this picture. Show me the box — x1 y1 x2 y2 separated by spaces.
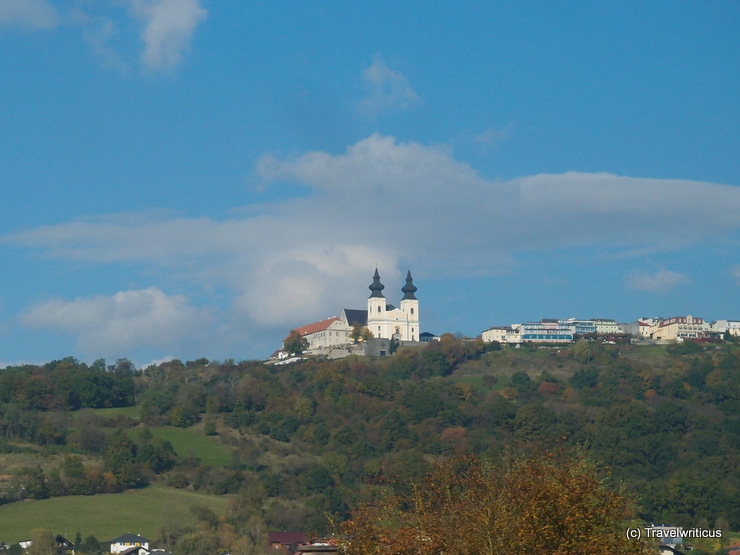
0 339 738 552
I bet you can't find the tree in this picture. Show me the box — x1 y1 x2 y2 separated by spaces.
284 330 309 355
340 450 653 555
26 529 55 555
574 340 594 363
60 455 92 495
350 322 373 342
82 534 103 555
13 465 49 499
104 429 146 488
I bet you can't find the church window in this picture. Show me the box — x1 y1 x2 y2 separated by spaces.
411 308 414 314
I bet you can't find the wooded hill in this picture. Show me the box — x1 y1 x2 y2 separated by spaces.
0 338 737 552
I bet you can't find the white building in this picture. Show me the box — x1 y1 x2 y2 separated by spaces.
287 317 351 352
366 269 420 341
481 326 521 344
711 319 740 337
622 318 660 339
110 534 150 554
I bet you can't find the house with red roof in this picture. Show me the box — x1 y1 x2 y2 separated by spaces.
284 317 351 353
268 531 308 551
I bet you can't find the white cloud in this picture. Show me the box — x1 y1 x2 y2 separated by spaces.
129 0 207 70
233 246 397 327
360 57 420 116
21 287 208 357
6 134 740 333
626 268 691 292
0 0 59 29
2 1 206 71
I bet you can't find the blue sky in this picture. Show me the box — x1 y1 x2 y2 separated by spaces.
1 1 739 366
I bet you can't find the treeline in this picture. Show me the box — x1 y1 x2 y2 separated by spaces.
0 339 738 541
0 357 136 412
0 357 135 445
2 428 176 504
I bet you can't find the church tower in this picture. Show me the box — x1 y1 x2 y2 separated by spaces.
365 268 420 342
367 268 386 338
400 271 419 341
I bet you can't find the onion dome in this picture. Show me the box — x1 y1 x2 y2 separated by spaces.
402 271 417 300
369 268 385 298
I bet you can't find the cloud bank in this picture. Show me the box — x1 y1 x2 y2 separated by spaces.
21 288 208 356
7 134 740 355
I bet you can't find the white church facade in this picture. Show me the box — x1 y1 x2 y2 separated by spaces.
280 269 421 356
365 269 420 342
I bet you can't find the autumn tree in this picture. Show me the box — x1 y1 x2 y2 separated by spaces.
340 450 653 555
284 330 309 355
350 322 373 342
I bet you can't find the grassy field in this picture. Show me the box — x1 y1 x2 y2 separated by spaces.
131 426 234 467
449 373 502 392
91 406 141 419
0 485 231 544
633 344 669 359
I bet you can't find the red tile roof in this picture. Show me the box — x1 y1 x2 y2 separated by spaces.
293 318 341 337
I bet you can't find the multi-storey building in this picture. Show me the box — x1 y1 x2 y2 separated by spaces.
622 318 655 339
651 315 708 341
591 318 620 335
520 319 574 342
560 318 597 337
287 317 351 351
481 325 521 344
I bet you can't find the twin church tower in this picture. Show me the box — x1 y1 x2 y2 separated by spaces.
366 269 420 342
279 268 421 358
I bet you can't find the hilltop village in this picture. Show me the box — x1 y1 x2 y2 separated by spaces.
275 269 740 360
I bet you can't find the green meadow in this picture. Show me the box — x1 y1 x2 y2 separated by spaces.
0 485 230 544
128 426 234 467
91 406 141 419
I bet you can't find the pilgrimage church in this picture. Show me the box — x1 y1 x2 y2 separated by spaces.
281 269 421 356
